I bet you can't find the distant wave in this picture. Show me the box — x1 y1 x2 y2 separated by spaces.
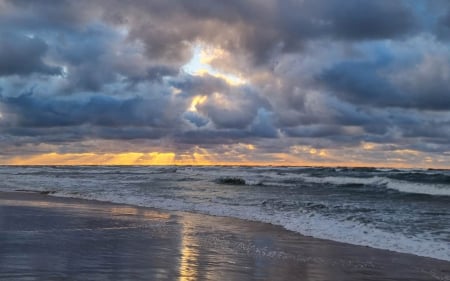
300 175 450 196
300 175 386 185
215 177 247 185
1 165 449 262
385 179 450 196
387 172 450 185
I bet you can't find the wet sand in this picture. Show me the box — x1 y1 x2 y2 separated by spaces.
0 191 449 281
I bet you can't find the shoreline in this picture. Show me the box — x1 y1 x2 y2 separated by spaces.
9 188 450 262
1 191 449 280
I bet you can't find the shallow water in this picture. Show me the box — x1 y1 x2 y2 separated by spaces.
1 193 449 281
0 166 449 261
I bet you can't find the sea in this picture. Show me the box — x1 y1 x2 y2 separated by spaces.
0 166 449 261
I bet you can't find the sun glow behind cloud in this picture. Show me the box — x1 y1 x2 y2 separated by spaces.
0 1 449 169
5 145 447 168
182 44 246 86
188 95 208 112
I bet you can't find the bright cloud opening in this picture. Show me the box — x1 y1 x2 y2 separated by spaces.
182 44 246 86
188 95 208 112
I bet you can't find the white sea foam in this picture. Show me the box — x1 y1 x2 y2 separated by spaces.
1 166 449 262
301 175 450 196
385 179 450 196
53 189 450 262
300 175 386 185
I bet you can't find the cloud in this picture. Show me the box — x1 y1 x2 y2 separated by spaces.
317 0 418 40
319 43 450 111
0 90 181 128
1 0 423 67
0 33 62 76
436 8 450 39
0 0 449 166
197 87 270 129
391 54 450 110
319 55 400 107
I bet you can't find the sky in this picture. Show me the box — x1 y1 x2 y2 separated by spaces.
0 0 449 167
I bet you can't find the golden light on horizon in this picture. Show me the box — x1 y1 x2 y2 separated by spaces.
7 152 178 166
105 152 143 165
0 0 448 177
2 145 446 169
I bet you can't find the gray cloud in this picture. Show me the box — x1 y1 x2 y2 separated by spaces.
0 0 449 164
0 33 62 76
0 90 182 128
319 53 450 111
437 8 450 39
1 0 424 66
317 0 418 40
198 87 270 129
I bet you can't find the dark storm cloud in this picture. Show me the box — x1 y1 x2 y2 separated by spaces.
319 58 400 106
0 0 449 162
174 130 256 146
169 75 229 98
50 25 142 92
0 33 62 76
317 0 418 40
0 73 274 142
142 66 179 83
248 109 279 138
436 8 450 39
284 125 345 138
182 111 209 128
198 87 271 129
0 91 180 127
1 0 96 30
53 27 114 66
319 53 450 111
1 0 422 66
172 0 418 63
178 0 418 65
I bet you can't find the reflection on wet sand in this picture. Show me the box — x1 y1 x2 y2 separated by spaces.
0 192 448 281
175 213 333 281
0 196 170 220
179 219 199 281
109 206 171 220
0 197 92 210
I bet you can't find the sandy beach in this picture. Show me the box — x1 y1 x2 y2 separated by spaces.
0 191 449 281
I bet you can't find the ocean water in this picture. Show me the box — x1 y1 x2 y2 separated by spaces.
0 166 449 261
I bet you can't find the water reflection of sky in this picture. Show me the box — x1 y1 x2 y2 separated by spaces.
0 194 447 281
